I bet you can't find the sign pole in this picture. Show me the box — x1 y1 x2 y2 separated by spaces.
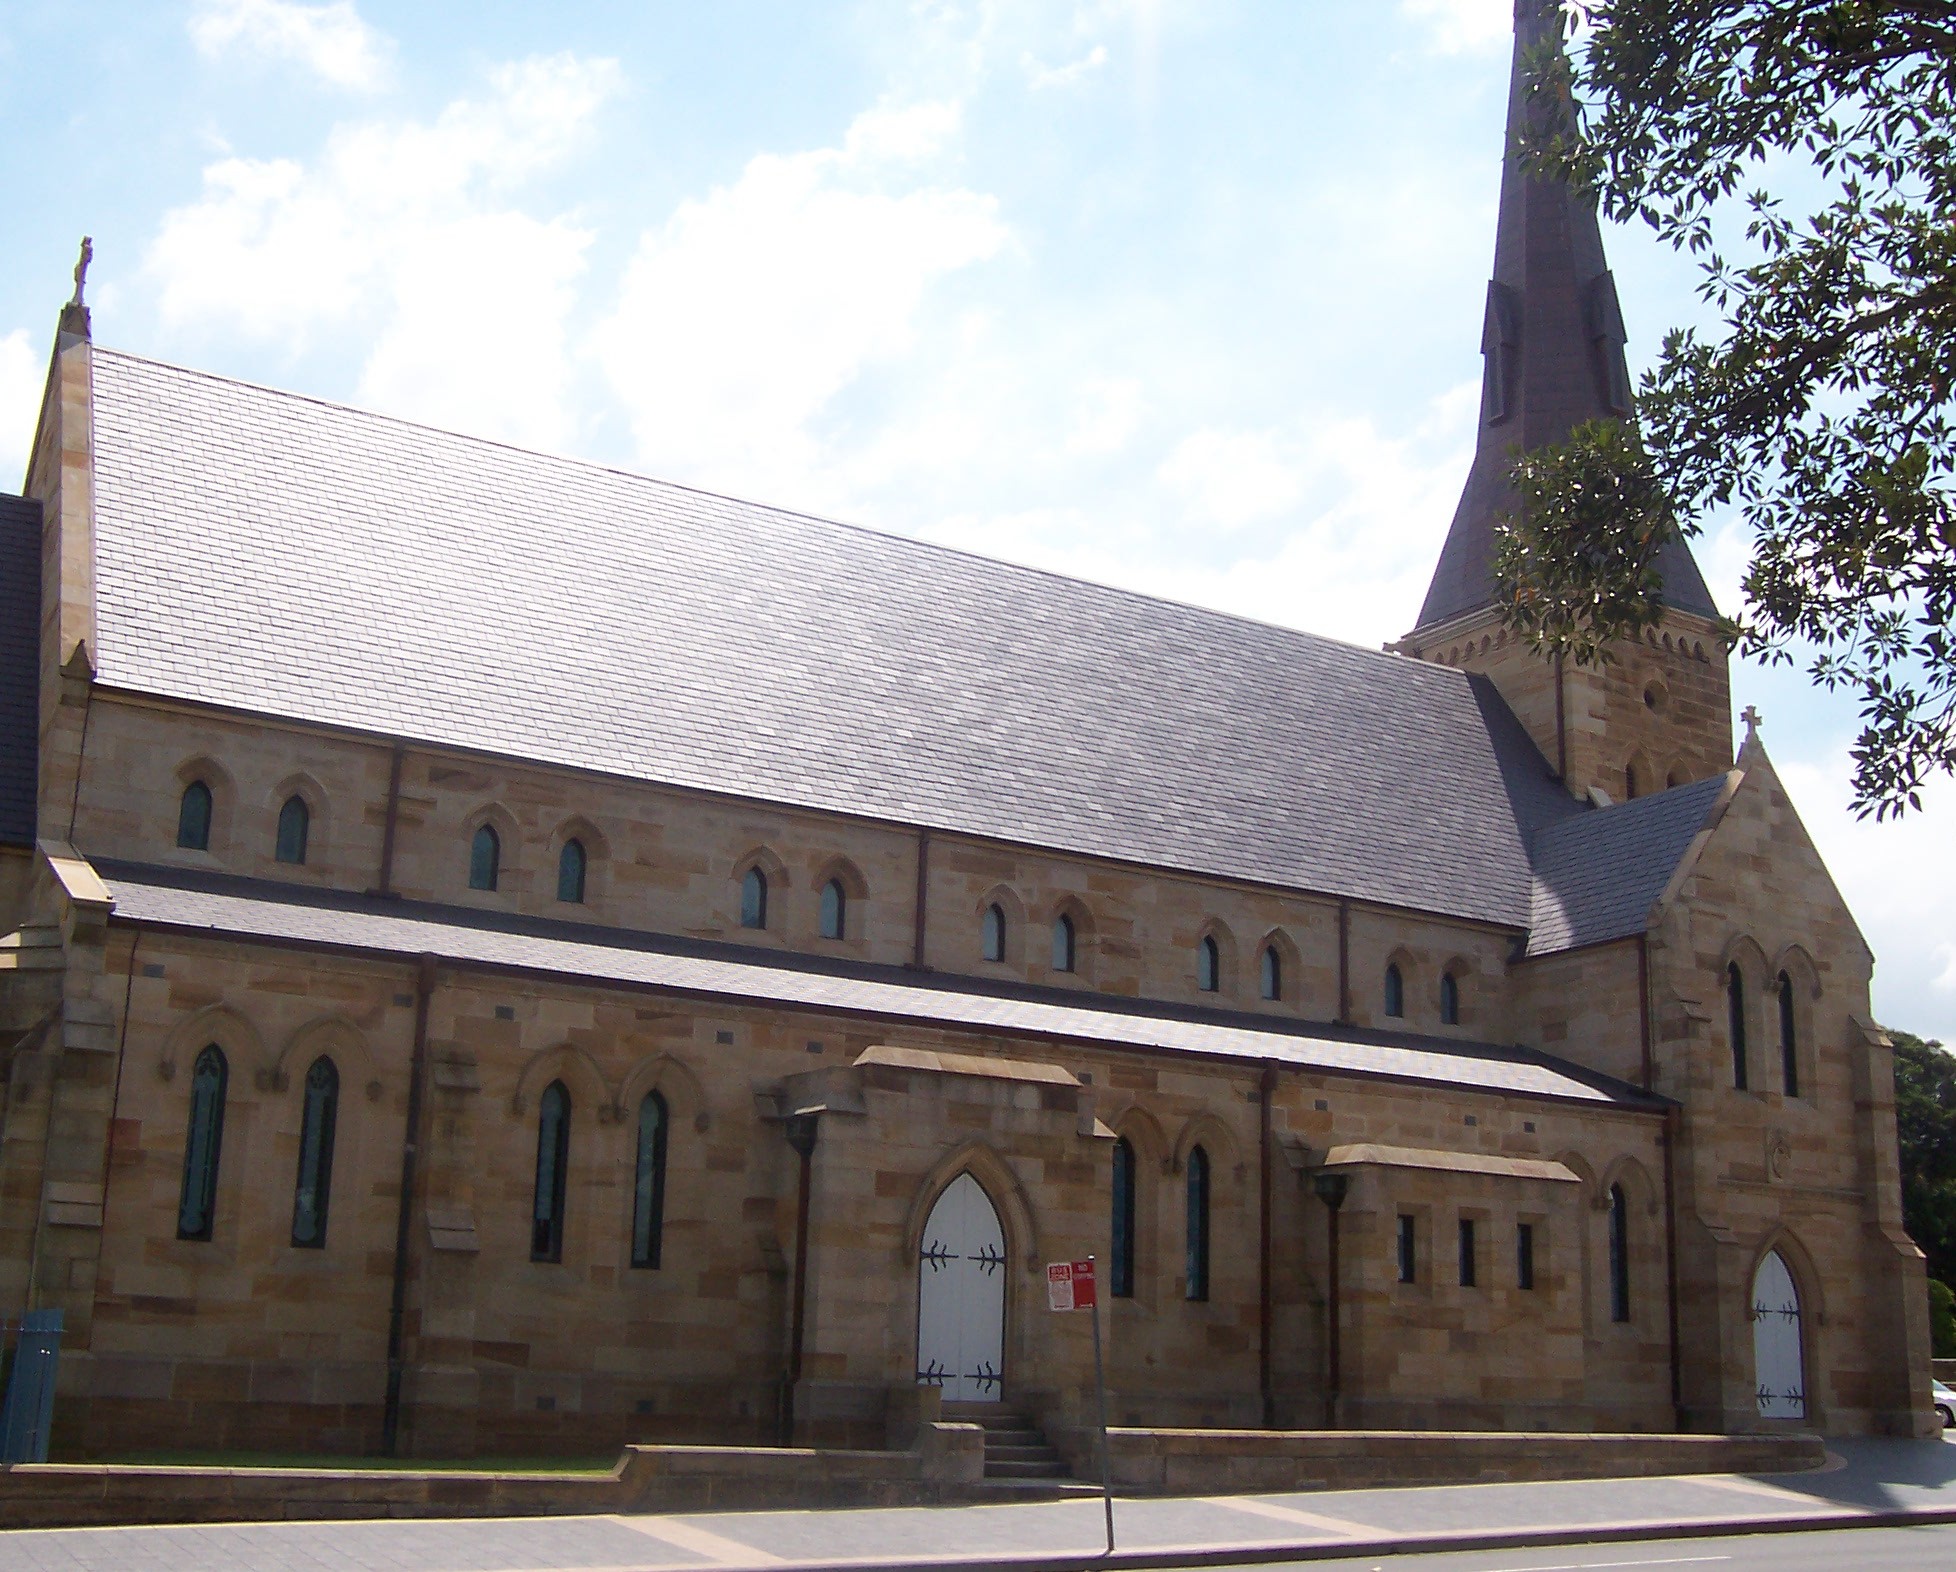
1087 1254 1114 1555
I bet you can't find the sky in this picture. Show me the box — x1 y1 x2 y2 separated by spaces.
0 0 1949 1044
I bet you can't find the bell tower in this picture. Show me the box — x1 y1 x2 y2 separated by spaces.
1392 0 1731 802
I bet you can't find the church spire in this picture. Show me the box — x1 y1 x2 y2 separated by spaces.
1409 0 1717 634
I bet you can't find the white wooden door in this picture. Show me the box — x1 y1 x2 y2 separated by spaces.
916 1173 1006 1403
1752 1250 1806 1420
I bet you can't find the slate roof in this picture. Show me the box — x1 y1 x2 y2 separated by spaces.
1412 0 1718 633
97 861 1661 1109
1526 775 1729 956
87 347 1583 929
0 493 40 847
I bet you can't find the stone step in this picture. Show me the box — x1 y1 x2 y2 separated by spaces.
987 1443 1062 1463
984 1458 1072 1479
970 1479 1103 1502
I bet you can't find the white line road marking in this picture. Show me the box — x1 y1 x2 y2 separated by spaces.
1198 1493 1381 1537
607 1514 785 1564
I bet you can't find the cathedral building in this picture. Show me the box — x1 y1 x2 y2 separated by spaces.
0 2 1931 1459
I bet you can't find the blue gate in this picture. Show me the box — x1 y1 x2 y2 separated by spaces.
0 1309 63 1462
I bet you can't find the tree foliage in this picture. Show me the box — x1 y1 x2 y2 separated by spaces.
1500 0 1956 817
1892 1029 1956 1294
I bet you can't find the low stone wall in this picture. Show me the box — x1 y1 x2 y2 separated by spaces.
1102 1427 1825 1495
0 1422 987 1529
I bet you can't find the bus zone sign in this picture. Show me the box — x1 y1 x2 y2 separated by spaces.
1046 1258 1097 1312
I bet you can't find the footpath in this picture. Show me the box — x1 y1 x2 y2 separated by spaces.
2 1435 1954 1572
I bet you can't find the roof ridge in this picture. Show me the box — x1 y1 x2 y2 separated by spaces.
91 344 1443 679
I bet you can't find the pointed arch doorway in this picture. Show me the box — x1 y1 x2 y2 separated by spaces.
916 1172 1006 1402
1752 1249 1806 1419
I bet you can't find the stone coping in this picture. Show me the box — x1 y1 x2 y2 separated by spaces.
1319 1143 1582 1183
1100 1426 1823 1494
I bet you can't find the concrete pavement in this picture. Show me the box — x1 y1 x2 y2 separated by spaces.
4 1435 1955 1572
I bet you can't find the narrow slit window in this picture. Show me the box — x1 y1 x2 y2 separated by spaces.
531 1080 570 1262
819 878 846 940
741 867 768 930
1440 971 1460 1026
1608 1184 1631 1323
1458 1217 1478 1287
177 780 213 851
1259 945 1281 1001
631 1091 669 1270
1778 972 1799 1098
470 823 500 892
1727 962 1749 1089
1197 935 1220 992
1397 1213 1417 1284
1184 1145 1210 1302
982 903 1006 963
557 838 586 904
177 1044 228 1241
290 1055 338 1248
1110 1136 1136 1299
1053 913 1076 973
275 794 310 865
1516 1222 1536 1291
1384 963 1405 1019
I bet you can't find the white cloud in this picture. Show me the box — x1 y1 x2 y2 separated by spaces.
1159 428 1306 530
189 0 391 92
594 101 1010 499
145 54 617 449
1023 44 1109 90
1065 376 1143 456
1776 746 1956 1046
1400 0 1512 55
0 329 43 490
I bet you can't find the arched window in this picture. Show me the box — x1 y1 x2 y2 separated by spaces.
290 1055 338 1248
1778 971 1799 1097
177 780 213 851
819 878 846 940
531 1080 570 1262
1727 962 1749 1089
740 867 768 930
275 794 310 865
177 1045 228 1241
557 839 586 904
1384 962 1405 1019
1052 913 1076 973
1440 971 1460 1026
1110 1137 1136 1299
1259 945 1281 1001
1197 935 1220 993
631 1091 669 1270
470 823 500 892
1608 1183 1631 1323
1185 1145 1210 1302
982 903 1006 963
1625 763 1640 800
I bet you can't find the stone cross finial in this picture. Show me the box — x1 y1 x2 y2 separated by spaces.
70 237 93 308
1741 705 1762 746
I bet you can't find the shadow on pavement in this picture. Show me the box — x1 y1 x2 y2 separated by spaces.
1754 1434 1956 1513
